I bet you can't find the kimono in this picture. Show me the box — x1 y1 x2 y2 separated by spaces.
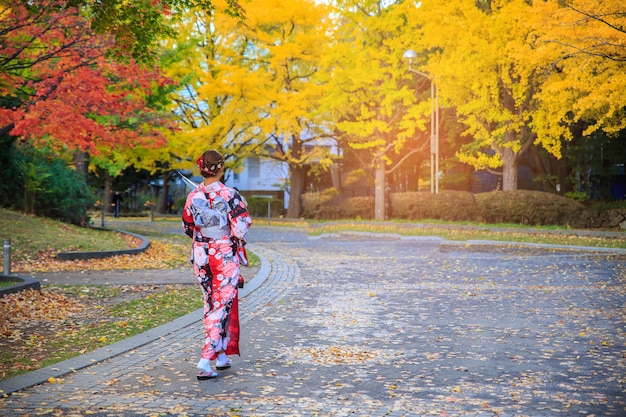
182 181 252 360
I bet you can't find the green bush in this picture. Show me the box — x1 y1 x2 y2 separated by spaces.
0 143 92 225
175 197 187 213
389 192 417 219
0 140 25 210
565 191 589 203
247 196 284 218
340 197 375 219
474 190 585 226
36 158 93 225
302 189 343 219
303 189 617 228
390 191 479 221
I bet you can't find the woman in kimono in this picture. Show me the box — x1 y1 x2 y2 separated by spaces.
182 150 252 380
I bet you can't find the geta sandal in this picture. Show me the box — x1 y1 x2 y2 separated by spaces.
197 370 218 380
215 358 232 370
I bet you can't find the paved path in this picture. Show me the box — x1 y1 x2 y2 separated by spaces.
1 226 625 416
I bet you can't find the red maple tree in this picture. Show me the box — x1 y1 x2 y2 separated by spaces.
0 1 172 156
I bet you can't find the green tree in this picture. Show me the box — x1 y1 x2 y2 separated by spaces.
16 160 51 216
11 147 93 224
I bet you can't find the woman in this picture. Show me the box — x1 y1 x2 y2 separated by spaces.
182 150 252 380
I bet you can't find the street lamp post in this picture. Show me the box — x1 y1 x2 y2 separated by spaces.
403 49 439 194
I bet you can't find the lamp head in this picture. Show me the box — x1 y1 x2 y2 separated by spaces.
403 49 418 65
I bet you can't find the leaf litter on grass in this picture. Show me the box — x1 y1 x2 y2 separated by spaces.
10 238 189 273
0 283 201 381
0 232 197 381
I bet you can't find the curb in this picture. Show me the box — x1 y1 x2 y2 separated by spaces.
0 274 41 296
441 239 626 254
56 229 151 261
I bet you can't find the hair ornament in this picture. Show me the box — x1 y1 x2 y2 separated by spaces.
196 156 224 176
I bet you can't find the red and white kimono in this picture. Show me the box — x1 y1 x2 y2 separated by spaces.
182 181 251 361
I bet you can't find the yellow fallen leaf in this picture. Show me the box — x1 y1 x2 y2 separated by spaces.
48 377 56 383
452 386 461 393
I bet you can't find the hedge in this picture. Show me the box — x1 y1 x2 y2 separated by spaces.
474 190 585 226
390 191 480 222
302 189 602 228
302 191 375 220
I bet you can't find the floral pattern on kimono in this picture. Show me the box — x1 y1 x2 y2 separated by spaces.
182 181 251 360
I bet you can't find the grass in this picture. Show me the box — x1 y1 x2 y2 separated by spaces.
305 220 626 249
0 209 135 264
50 285 201 362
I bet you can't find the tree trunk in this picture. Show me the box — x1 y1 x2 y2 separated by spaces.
286 163 305 218
501 146 519 191
553 156 571 195
73 151 90 183
374 158 385 220
104 172 114 214
330 165 342 193
157 171 172 214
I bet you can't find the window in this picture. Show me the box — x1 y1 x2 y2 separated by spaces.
248 157 260 178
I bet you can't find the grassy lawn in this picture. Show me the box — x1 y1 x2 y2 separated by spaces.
306 221 626 248
0 209 135 264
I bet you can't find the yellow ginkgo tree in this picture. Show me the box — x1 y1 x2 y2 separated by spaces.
321 0 433 220
405 0 625 192
163 0 337 217
533 0 626 143
161 3 263 174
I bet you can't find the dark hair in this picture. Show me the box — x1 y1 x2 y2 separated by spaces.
198 150 225 178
